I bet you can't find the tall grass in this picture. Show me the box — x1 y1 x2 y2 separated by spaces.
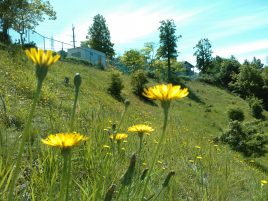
0 45 268 200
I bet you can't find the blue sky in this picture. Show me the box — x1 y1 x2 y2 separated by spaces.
9 0 268 66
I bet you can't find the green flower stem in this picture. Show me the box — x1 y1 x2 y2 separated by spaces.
137 134 143 175
8 78 43 201
117 141 121 154
59 152 69 201
70 86 79 133
152 187 164 201
65 149 72 201
115 184 125 201
65 85 79 201
141 107 169 200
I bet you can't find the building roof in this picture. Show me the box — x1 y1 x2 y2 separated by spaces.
183 61 194 68
67 46 106 55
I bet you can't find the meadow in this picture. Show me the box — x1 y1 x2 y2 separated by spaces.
1 45 268 200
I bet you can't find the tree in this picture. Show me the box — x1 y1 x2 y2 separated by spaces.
157 19 181 81
141 42 157 68
0 0 56 43
81 14 115 57
120 49 144 72
193 38 213 74
218 56 240 88
57 50 67 59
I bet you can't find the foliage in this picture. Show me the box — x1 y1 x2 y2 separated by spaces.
0 31 11 44
81 14 115 57
141 42 157 67
0 0 56 38
227 106 245 122
230 60 264 99
218 56 240 88
65 56 93 67
220 120 268 157
157 19 181 81
107 70 124 96
246 96 263 119
120 49 144 72
201 74 217 85
57 50 67 59
193 38 213 74
95 61 105 70
130 70 149 96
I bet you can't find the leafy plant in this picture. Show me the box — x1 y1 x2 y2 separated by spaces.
107 70 124 96
227 106 245 122
130 70 149 97
246 96 263 119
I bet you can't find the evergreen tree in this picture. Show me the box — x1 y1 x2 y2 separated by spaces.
81 14 115 57
156 19 181 81
193 38 213 74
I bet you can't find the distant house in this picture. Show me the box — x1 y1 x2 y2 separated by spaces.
67 46 106 67
183 61 194 75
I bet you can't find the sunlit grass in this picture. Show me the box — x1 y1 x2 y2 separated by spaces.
0 44 268 200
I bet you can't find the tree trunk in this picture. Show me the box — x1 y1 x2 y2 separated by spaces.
168 54 171 82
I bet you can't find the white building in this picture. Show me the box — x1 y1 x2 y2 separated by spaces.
67 46 106 67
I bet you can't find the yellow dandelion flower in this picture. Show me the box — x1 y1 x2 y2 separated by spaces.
103 145 110 148
189 160 194 163
110 133 128 141
157 161 162 164
261 180 267 184
142 163 146 166
196 156 203 159
25 48 60 67
154 140 158 144
121 148 125 150
162 168 166 170
103 129 108 131
250 160 254 163
123 140 127 143
128 124 154 134
41 133 88 150
143 83 188 108
195 146 201 149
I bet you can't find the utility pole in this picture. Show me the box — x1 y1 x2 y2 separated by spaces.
71 24 76 48
51 35 54 51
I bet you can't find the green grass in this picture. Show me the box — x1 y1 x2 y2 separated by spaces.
1 45 268 200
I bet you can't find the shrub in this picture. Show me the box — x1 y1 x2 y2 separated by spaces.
220 120 268 157
178 75 191 82
246 96 263 119
65 56 93 67
95 61 105 70
107 71 124 96
147 70 161 82
130 70 149 96
22 42 37 50
227 106 245 122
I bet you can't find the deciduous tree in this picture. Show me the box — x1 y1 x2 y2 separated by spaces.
193 38 213 74
120 49 144 71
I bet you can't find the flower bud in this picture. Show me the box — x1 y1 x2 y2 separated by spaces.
74 73 82 87
120 152 136 185
162 170 175 187
140 168 149 181
124 100 130 108
104 184 116 201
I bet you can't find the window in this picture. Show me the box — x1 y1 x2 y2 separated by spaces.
71 52 81 58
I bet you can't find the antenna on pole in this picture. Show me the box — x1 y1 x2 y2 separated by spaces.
70 24 76 48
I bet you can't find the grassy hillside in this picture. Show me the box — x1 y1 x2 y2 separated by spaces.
1 46 268 200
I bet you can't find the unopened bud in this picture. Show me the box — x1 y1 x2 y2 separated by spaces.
104 184 116 201
124 100 130 108
162 170 175 187
140 168 149 181
112 123 116 130
120 152 136 185
74 73 82 87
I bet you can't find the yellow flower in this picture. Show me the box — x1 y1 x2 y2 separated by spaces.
143 84 188 108
41 133 88 150
110 133 128 141
189 160 194 163
25 48 60 68
195 146 201 149
128 124 154 137
103 145 110 148
157 161 162 164
121 148 125 150
261 180 267 184
196 156 203 159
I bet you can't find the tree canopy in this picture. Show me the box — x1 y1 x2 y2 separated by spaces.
81 14 115 57
193 38 213 74
157 19 181 81
140 42 157 67
120 49 144 72
0 0 56 37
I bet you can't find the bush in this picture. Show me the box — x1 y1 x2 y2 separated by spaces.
95 61 105 70
178 75 191 82
220 120 268 157
130 70 149 96
147 70 161 82
22 42 37 50
246 96 263 119
65 56 93 67
107 71 124 96
227 106 245 122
